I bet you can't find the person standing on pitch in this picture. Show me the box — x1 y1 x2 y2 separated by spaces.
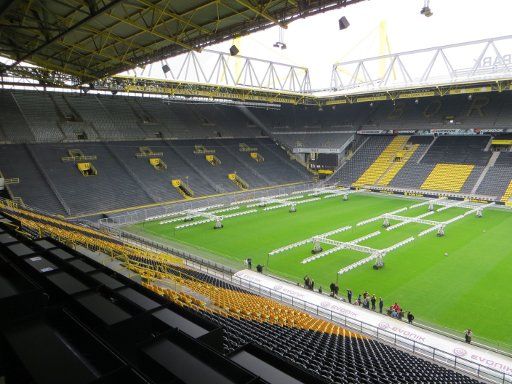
329 283 335 297
378 297 384 314
347 288 352 304
407 311 415 324
371 295 376 311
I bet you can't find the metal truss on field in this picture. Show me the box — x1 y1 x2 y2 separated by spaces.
330 35 512 95
268 196 496 276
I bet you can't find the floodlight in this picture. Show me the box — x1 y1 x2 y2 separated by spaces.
229 45 239 56
420 1 433 17
420 7 433 16
338 16 350 30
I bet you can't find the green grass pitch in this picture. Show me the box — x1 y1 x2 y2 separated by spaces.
129 193 512 349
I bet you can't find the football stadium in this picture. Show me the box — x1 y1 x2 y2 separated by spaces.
1 1 512 383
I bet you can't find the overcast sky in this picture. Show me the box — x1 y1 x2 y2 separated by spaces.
147 0 512 89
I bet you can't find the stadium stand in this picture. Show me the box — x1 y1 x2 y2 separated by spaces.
330 132 512 201
0 91 35 142
0 144 68 215
335 136 394 185
251 93 512 133
385 136 436 190
353 136 410 187
419 136 491 166
0 137 310 216
421 164 475 193
0 218 327 384
0 202 483 384
4 88 512 213
10 91 65 142
376 143 419 186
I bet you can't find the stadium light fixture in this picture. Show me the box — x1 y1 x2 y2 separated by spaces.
338 16 350 30
229 45 239 56
420 0 433 17
273 27 287 49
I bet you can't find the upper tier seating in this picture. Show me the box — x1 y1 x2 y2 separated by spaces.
11 92 64 142
253 93 508 133
0 90 260 142
0 91 35 142
1 90 512 144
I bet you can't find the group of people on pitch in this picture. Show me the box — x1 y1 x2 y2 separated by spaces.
309 278 473 344
347 290 415 324
303 275 315 290
320 285 414 324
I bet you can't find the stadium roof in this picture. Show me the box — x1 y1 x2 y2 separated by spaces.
0 0 363 82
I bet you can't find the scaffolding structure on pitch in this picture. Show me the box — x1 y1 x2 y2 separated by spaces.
158 204 257 230
268 196 496 277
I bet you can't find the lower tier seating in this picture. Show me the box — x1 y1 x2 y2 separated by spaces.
144 265 481 384
0 138 310 216
421 164 475 192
